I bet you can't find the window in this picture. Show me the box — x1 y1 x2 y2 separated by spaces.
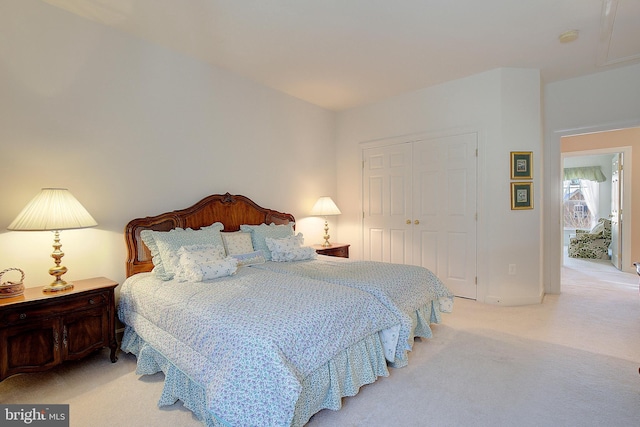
563 179 599 230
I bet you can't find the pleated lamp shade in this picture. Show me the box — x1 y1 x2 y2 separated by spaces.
8 188 97 231
310 196 342 216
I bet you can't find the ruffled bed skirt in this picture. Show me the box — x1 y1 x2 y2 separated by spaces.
390 297 449 368
120 327 390 427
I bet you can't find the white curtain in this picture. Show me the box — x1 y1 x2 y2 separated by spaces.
580 179 599 230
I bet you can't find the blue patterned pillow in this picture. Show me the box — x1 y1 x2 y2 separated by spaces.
230 250 266 266
140 223 224 280
239 223 294 261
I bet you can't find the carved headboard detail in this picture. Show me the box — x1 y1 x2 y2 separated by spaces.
124 193 295 277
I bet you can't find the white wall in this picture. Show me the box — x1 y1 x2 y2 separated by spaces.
336 68 543 305
544 63 640 290
4 0 636 304
0 0 336 288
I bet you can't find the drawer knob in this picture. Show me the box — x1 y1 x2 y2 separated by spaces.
89 298 95 305
19 313 26 320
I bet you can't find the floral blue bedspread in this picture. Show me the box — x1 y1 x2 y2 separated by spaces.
251 258 454 366
117 268 397 427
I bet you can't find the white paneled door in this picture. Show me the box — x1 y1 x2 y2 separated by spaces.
362 143 413 264
363 133 478 299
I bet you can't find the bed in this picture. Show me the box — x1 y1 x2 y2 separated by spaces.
250 257 453 367
118 193 453 426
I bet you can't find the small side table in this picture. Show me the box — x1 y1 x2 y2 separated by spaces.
313 243 350 258
0 277 118 382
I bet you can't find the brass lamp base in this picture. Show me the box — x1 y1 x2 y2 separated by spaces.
43 231 73 293
45 267 73 293
322 219 332 247
43 280 74 293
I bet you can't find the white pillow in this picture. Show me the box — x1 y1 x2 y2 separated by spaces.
140 223 224 280
265 233 317 262
177 244 226 263
265 233 305 253
590 221 605 235
222 232 254 255
270 246 317 262
174 244 237 282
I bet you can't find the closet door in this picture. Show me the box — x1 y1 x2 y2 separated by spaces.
362 133 478 299
362 143 412 264
412 133 477 299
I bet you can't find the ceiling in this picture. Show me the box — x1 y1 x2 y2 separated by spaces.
41 0 640 111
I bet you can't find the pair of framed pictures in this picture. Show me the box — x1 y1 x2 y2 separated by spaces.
510 151 533 210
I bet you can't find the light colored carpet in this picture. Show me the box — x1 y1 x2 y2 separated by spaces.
2 253 639 426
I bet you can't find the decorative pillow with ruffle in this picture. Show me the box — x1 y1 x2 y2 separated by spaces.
174 244 237 282
265 234 317 262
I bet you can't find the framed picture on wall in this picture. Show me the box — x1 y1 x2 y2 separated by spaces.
510 151 533 179
511 182 533 210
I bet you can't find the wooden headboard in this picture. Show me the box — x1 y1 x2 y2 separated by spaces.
124 193 295 277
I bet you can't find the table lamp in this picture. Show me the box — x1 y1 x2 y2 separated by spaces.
8 188 97 293
310 196 341 247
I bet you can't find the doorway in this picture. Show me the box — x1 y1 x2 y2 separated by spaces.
548 125 639 296
560 128 635 276
561 150 622 270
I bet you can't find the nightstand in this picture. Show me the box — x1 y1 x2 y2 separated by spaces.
0 277 118 382
313 243 350 258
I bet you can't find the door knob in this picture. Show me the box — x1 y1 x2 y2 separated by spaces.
414 220 420 225
406 220 411 224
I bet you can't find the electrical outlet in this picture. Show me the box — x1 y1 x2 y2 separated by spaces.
508 264 516 275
